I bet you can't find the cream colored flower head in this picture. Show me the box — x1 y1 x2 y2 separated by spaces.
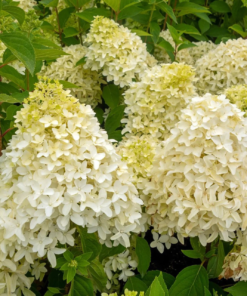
14 0 36 11
40 45 104 107
144 93 247 246
0 78 143 294
225 84 247 116
84 16 157 87
122 63 196 140
196 38 247 95
221 245 247 281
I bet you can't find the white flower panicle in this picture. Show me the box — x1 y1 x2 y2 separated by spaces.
225 84 247 116
40 45 104 107
103 250 138 289
196 38 247 95
144 93 247 246
122 63 196 140
14 0 37 12
150 232 178 254
0 79 143 294
154 30 216 65
220 245 247 281
84 16 157 87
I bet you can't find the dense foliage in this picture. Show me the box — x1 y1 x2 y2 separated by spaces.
1 0 247 296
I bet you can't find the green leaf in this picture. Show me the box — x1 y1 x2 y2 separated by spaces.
55 257 67 269
181 250 203 260
0 32 35 75
207 241 225 279
58 80 79 89
118 4 144 20
190 237 206 257
210 1 230 13
64 250 74 262
11 91 29 102
169 265 209 296
176 2 210 16
33 46 68 61
2 6 25 25
5 105 22 120
137 271 175 290
48 287 60 294
136 237 151 278
157 2 177 24
150 22 160 44
124 277 148 293
209 282 228 296
77 227 102 261
131 29 152 36
146 274 168 296
205 248 216 259
3 49 17 64
70 275 94 296
0 65 26 89
67 267 76 283
105 105 125 134
120 0 140 10
75 57 86 67
229 24 247 38
206 25 229 37
0 93 21 103
75 252 92 264
199 19 210 34
225 282 247 296
108 130 123 141
102 84 120 109
63 27 79 38
167 24 182 44
32 38 61 49
40 0 59 7
76 8 111 22
157 38 175 61
87 259 107 292
194 12 211 24
58 7 76 28
103 0 121 11
68 0 92 8
175 24 201 35
99 244 126 262
204 287 212 296
94 106 104 124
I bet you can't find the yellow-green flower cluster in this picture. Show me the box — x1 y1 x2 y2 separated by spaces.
117 135 158 190
122 63 196 140
84 16 157 87
102 289 144 296
221 245 247 281
225 84 247 116
40 45 104 107
196 38 247 95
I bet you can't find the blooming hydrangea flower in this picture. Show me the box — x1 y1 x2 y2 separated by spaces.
196 38 247 94
14 0 37 12
0 79 143 294
220 245 247 281
103 250 138 289
122 63 196 140
84 16 157 87
225 84 247 116
40 45 104 107
150 232 178 253
144 93 247 246
102 289 144 296
154 30 216 65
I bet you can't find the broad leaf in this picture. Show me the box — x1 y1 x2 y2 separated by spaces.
0 94 21 103
68 0 91 8
131 29 152 36
70 275 94 296
124 277 148 293
103 0 121 11
199 19 210 34
175 24 201 35
5 105 22 120
181 250 203 260
150 22 160 44
0 65 26 89
137 271 175 290
99 244 126 262
225 282 247 296
210 1 230 13
102 84 120 109
105 105 125 134
169 265 209 296
118 4 144 20
136 237 151 278
63 27 79 38
88 259 107 292
40 0 59 7
58 80 79 89
158 2 177 24
229 24 247 38
157 37 175 61
207 241 225 279
58 7 76 28
0 32 36 75
3 6 25 25
176 2 210 16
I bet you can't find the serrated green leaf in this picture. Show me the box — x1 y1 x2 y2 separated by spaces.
137 271 175 290
63 27 79 38
225 282 247 296
102 84 120 109
33 47 68 61
32 38 61 49
3 5 25 25
136 237 151 277
181 249 203 260
76 8 111 22
204 287 212 296
64 250 74 262
124 277 148 293
88 259 107 292
67 266 76 283
169 265 209 296
0 32 35 75
69 275 94 296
